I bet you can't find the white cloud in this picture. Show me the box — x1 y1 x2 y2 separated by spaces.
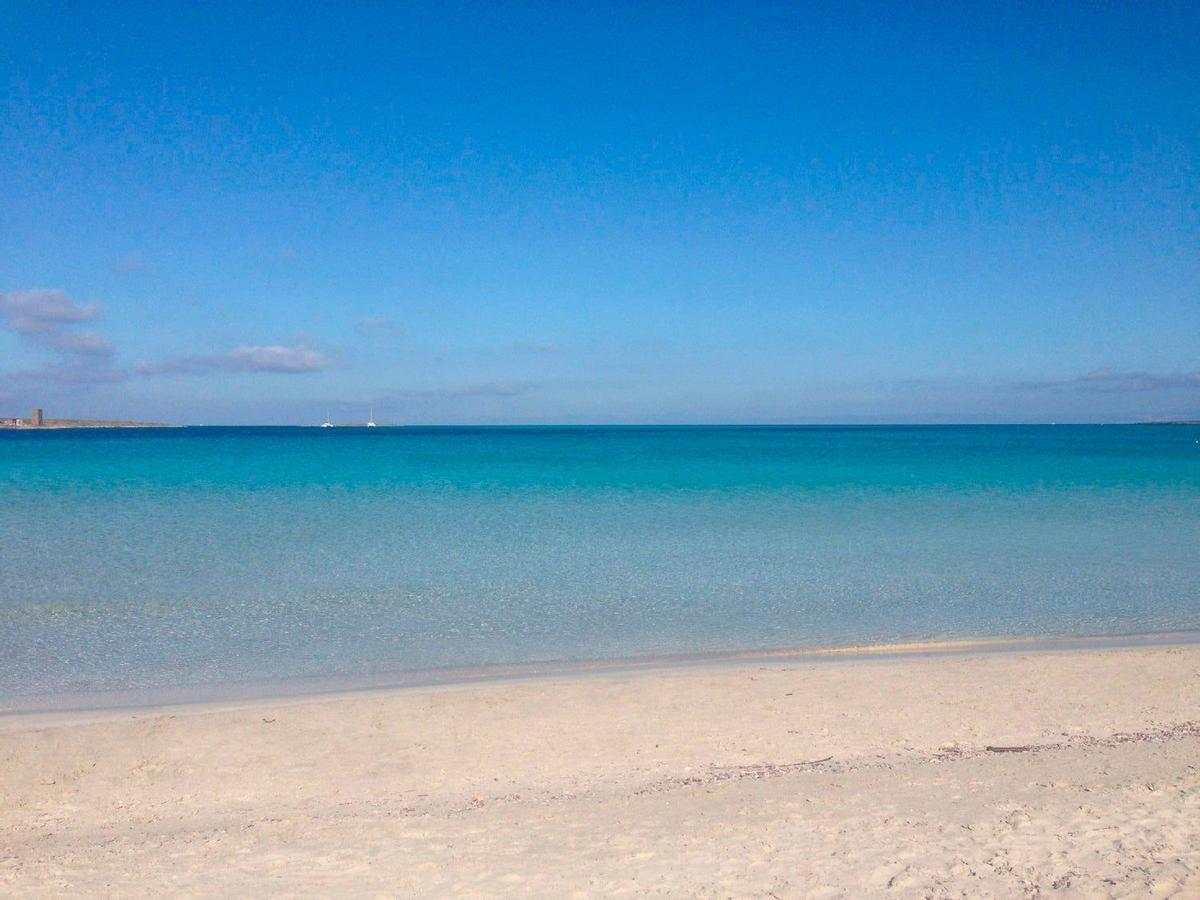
43 330 114 357
114 252 149 273
384 381 544 399
354 315 404 336
2 289 332 392
0 289 118 387
9 361 127 385
1014 369 1200 393
213 345 332 372
0 289 101 336
136 344 333 375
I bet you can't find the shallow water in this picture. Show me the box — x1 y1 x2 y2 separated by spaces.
2 425 1198 703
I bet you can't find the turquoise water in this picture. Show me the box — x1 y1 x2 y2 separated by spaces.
2 425 1199 705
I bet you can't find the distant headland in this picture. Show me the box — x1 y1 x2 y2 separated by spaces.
0 408 174 429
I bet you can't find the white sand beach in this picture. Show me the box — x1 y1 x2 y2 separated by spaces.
3 643 1199 897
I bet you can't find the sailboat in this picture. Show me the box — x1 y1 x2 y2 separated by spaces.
367 405 377 428
321 410 333 428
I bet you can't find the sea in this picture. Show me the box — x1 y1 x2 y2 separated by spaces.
2 424 1198 709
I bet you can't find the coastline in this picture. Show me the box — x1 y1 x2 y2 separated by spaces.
5 627 1200 721
3 640 1198 895
0 421 177 429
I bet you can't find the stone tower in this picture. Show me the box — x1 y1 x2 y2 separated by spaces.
29 408 44 426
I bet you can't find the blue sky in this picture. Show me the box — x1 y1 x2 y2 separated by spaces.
2 1 1197 423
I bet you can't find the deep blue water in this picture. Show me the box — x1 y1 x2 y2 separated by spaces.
2 425 1198 704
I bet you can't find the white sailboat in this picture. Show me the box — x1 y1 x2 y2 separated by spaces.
367 405 377 428
321 410 333 428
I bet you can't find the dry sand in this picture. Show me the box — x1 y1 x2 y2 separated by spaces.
2 644 1199 897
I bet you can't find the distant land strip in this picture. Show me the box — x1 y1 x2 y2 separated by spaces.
0 419 176 429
